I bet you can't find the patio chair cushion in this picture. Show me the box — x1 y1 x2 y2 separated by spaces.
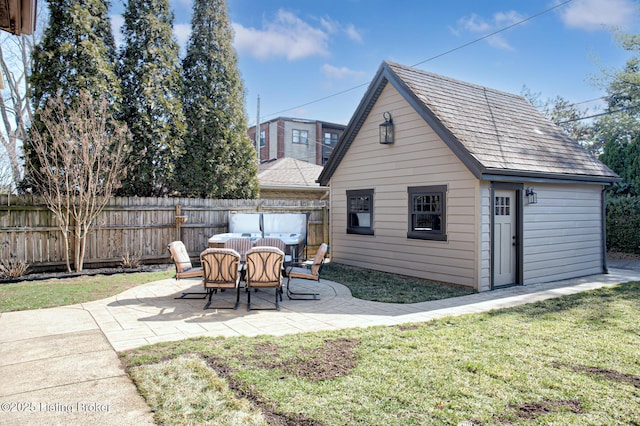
245 246 285 289
224 237 254 262
200 248 241 289
253 237 292 263
287 265 321 281
168 241 203 279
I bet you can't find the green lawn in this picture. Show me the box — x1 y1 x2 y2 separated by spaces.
120 282 640 425
0 269 173 312
321 262 475 303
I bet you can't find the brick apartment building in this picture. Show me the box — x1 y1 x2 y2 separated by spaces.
247 117 346 166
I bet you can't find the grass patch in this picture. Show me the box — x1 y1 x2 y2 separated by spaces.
121 282 640 425
0 269 173 312
321 262 475 303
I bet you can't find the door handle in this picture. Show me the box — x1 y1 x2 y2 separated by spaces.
512 236 516 247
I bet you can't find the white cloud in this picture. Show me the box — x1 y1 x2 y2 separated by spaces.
494 10 525 27
344 24 363 43
232 10 329 61
110 14 124 48
320 16 339 34
173 23 191 49
486 35 514 50
458 13 492 33
456 10 525 50
558 0 637 31
232 9 361 61
321 64 366 80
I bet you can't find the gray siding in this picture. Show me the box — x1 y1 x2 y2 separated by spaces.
478 182 492 291
283 120 317 163
522 183 604 283
329 83 480 288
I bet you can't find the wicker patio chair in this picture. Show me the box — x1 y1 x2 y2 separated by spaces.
285 243 329 300
245 246 285 311
200 248 242 310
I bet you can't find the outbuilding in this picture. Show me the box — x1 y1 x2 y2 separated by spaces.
318 61 619 291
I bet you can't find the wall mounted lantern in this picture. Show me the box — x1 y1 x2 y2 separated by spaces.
525 187 538 204
379 112 394 144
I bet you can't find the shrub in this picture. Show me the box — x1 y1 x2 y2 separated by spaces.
606 195 640 254
0 255 30 279
121 252 142 269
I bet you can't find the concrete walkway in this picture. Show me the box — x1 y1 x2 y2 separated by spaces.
2 265 640 425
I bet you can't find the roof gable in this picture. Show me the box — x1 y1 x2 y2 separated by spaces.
319 61 618 186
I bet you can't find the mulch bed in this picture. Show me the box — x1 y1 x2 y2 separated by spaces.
0 264 173 284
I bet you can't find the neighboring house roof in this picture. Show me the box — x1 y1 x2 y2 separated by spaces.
259 157 326 189
250 116 346 130
319 61 619 186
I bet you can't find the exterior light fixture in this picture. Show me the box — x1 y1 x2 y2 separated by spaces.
379 112 394 144
525 187 537 204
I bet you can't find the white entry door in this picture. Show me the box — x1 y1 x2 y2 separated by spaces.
493 190 516 287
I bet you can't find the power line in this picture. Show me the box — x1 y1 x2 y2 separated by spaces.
256 0 576 124
557 103 640 124
412 0 574 68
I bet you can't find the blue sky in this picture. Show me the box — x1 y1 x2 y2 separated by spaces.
110 0 640 127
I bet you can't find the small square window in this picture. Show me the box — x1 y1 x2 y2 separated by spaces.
347 189 374 235
407 185 447 241
292 129 308 144
495 196 510 216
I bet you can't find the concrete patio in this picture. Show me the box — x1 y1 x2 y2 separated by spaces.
1 264 639 425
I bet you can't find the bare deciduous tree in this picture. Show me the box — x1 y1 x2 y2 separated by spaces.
0 32 36 188
26 91 130 272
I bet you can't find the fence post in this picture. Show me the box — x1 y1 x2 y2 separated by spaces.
323 203 329 246
175 205 187 242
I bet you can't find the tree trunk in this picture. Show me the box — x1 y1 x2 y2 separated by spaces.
74 223 83 272
61 231 71 273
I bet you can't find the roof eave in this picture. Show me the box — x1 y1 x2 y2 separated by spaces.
260 184 329 191
318 64 390 186
482 169 621 185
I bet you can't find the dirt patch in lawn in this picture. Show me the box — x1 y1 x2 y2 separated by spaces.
500 399 583 422
279 338 360 381
554 361 640 388
204 338 360 425
247 338 360 381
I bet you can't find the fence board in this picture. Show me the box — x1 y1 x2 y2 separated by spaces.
0 195 328 271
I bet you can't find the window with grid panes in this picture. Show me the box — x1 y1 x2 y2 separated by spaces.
292 129 308 144
407 185 447 241
346 189 374 235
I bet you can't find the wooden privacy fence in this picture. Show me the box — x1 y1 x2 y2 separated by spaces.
0 195 329 271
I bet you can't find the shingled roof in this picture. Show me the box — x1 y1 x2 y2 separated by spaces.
258 157 324 188
318 61 618 186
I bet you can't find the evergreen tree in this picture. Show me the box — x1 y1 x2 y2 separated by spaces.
23 0 121 192
117 0 185 196
177 0 258 199
30 0 120 109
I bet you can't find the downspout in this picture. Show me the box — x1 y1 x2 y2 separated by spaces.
601 183 614 274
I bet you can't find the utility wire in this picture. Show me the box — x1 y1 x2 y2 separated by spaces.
411 0 574 67
257 0 576 123
556 103 640 124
